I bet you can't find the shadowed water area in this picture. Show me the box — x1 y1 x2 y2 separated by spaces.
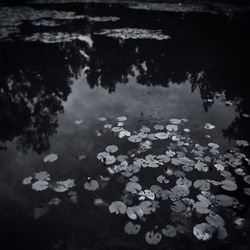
0 2 250 250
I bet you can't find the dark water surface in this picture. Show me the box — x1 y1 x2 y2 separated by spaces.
0 3 250 250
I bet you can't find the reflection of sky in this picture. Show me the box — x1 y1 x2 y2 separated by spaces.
0 73 237 204
60 73 236 147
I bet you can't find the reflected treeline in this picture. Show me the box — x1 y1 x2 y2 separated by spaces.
0 9 250 153
0 41 86 153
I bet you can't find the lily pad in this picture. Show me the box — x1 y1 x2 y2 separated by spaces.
236 140 249 147
204 123 215 130
34 171 50 181
221 180 237 191
84 179 99 191
166 124 178 132
206 214 225 228
22 176 33 185
155 132 169 140
117 116 127 122
52 179 75 192
43 153 58 163
119 130 131 138
109 201 127 214
193 223 215 241
32 180 49 191
169 118 182 124
145 231 162 245
106 145 118 153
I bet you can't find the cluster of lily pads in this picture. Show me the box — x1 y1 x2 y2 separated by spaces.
22 115 250 245
94 28 171 40
94 116 250 244
0 6 120 41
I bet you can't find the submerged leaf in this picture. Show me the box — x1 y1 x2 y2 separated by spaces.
124 222 141 235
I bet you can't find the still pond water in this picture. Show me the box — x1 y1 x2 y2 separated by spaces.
0 2 250 250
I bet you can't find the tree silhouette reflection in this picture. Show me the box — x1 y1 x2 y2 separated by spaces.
0 9 250 153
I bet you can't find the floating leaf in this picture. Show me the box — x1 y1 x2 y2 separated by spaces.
74 120 83 125
157 175 169 184
109 201 127 214
221 180 237 191
193 180 210 191
170 201 186 213
166 150 176 157
169 118 182 124
52 179 75 192
184 128 190 132
32 180 49 191
126 206 143 220
194 161 208 172
193 223 215 241
154 124 164 130
193 201 210 214
156 155 170 163
106 145 118 153
162 225 177 237
124 222 141 235
97 151 116 165
126 182 142 194
243 175 250 184
145 231 162 245
204 123 215 130
138 189 155 200
104 124 112 129
155 132 168 140
206 214 225 228
84 179 99 191
236 140 249 147
166 124 178 132
234 217 245 226
111 126 123 132
117 116 127 122
214 163 224 171
34 171 50 181
43 153 58 163
215 194 238 207
119 130 131 138
22 176 32 185
128 135 142 143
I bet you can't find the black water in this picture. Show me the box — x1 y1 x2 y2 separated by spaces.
0 3 250 250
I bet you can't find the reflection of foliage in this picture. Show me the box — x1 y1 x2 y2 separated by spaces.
0 42 86 153
1 5 250 153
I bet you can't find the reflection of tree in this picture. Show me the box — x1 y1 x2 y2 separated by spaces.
84 13 250 141
1 9 250 152
0 41 86 153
